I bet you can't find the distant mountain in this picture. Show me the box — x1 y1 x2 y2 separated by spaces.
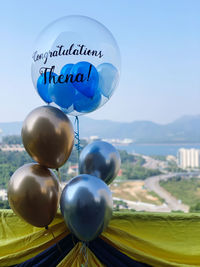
79 117 161 141
1 115 200 143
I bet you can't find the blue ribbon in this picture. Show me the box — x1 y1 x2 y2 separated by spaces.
74 116 81 168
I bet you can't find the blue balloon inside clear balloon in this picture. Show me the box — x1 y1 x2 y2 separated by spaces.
97 63 119 99
37 60 118 115
49 64 76 109
71 61 99 99
37 72 57 103
60 63 73 76
74 90 102 113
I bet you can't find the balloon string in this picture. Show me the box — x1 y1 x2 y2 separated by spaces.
56 168 61 182
74 116 81 173
80 242 88 267
71 234 77 246
45 226 63 255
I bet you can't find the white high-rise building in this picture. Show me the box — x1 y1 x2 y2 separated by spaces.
177 148 200 169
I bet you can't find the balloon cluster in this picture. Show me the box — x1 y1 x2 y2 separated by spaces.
31 15 120 116
8 112 120 241
37 61 118 114
8 15 121 244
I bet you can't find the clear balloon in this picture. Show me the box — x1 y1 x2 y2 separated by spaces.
79 141 121 185
21 106 74 169
31 15 121 115
60 174 113 242
8 163 60 228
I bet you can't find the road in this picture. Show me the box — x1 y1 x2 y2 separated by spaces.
113 197 171 212
144 174 189 212
61 168 192 212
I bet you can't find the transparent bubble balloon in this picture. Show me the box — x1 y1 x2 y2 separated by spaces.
31 15 121 116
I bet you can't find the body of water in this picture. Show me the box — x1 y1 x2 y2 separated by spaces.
116 143 200 156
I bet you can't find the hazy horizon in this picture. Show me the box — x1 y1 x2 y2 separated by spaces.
1 112 200 125
0 0 199 124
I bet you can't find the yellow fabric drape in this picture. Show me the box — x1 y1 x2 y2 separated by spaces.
0 209 68 266
102 212 200 267
1 210 200 266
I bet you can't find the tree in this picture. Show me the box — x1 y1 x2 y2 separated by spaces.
2 135 22 145
190 202 200 212
0 200 10 209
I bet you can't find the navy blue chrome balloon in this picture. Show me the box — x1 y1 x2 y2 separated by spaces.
79 141 121 185
60 174 113 242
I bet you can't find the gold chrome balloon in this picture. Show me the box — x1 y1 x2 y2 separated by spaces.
8 163 60 228
21 106 74 169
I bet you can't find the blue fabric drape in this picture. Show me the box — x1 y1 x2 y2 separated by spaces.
15 234 150 267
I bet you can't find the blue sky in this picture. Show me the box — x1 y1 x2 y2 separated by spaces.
0 0 199 123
